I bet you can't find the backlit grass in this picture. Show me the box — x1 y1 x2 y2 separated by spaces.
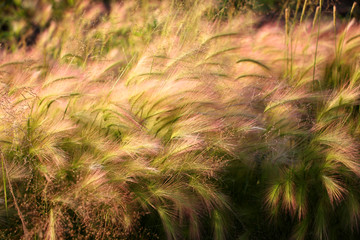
1 0 360 239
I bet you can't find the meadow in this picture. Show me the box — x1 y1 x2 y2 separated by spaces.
1 0 360 239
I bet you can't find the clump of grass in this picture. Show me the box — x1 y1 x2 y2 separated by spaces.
1 0 360 239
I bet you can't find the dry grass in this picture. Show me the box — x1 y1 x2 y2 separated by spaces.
1 0 360 239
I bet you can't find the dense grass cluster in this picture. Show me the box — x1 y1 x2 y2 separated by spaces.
1 0 360 239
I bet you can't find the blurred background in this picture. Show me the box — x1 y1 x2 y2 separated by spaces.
1 0 359 49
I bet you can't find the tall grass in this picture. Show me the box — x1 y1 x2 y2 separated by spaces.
1 0 360 239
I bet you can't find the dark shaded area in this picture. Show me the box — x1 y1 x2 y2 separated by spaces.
0 0 114 48
222 0 359 19
24 23 41 47
335 0 356 16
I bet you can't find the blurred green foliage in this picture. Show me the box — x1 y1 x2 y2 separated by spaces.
0 0 358 49
0 0 108 48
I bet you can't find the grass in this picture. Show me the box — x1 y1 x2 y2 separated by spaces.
0 0 360 239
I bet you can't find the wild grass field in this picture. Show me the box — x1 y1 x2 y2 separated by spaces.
1 0 360 239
